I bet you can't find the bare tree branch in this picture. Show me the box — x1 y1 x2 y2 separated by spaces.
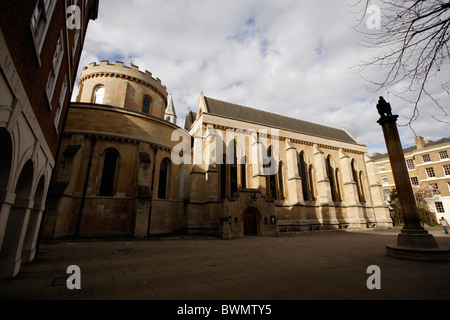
350 0 450 127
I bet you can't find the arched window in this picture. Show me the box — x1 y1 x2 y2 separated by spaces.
359 171 366 203
230 142 238 195
142 97 151 114
278 162 285 200
220 155 226 199
351 160 362 203
158 158 171 199
94 86 105 104
335 168 342 202
299 152 309 201
266 146 277 200
99 148 119 196
240 157 247 189
326 156 337 202
308 165 315 201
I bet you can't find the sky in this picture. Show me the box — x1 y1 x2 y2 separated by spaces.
73 0 450 155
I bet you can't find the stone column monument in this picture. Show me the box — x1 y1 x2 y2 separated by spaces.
376 96 450 260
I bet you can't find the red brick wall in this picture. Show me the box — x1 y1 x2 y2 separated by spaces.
0 0 98 156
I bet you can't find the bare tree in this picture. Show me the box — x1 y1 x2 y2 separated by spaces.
350 0 450 127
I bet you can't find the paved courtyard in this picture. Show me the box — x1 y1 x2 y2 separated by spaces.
1 226 450 301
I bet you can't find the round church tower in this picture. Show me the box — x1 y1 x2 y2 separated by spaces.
76 60 168 119
42 61 189 239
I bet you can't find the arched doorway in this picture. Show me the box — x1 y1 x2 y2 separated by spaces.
243 207 260 236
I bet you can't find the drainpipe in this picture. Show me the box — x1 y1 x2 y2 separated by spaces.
76 135 97 236
147 145 158 236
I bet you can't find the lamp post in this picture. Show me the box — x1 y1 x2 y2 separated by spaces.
376 97 450 260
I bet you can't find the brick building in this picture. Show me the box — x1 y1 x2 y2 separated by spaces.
372 136 450 222
0 0 99 279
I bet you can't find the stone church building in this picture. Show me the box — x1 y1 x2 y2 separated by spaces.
41 61 392 240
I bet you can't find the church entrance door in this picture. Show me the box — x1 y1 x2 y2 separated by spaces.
243 207 258 236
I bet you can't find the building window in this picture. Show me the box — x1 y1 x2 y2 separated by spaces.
299 152 309 201
265 146 277 200
439 151 449 160
46 30 64 104
72 29 80 60
31 0 56 55
220 156 226 199
430 183 440 195
378 164 386 172
351 160 363 203
384 189 391 203
426 167 435 178
411 177 419 186
422 154 431 163
435 202 445 213
142 97 151 114
308 166 315 201
230 142 238 196
94 86 105 104
359 171 366 203
278 162 285 200
327 156 337 202
381 176 389 186
158 158 171 199
99 148 119 196
443 164 450 176
335 169 342 202
240 158 247 189
54 76 67 130
406 159 415 170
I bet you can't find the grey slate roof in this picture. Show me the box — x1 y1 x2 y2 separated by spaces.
370 137 450 160
203 96 358 144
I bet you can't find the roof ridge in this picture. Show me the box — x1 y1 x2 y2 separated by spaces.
204 96 347 132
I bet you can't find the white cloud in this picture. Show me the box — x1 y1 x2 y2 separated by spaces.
74 0 450 155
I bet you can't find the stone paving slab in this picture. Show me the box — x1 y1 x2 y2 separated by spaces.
1 226 450 301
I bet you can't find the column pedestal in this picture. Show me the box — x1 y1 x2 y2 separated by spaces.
376 97 450 261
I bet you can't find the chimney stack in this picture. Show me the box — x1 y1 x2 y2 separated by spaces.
415 136 425 149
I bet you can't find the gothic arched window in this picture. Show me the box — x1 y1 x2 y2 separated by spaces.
308 165 315 201
240 157 247 189
278 162 285 200
94 86 105 104
299 151 309 201
327 156 337 202
230 142 238 195
351 160 362 203
142 97 151 114
158 158 171 199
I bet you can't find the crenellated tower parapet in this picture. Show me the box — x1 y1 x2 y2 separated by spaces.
76 60 169 119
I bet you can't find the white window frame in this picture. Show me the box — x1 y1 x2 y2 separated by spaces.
30 0 57 61
411 177 419 186
46 29 65 107
439 150 449 160
443 164 450 176
422 154 431 163
426 167 436 178
406 159 415 170
381 176 389 186
436 202 445 213
54 75 67 131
